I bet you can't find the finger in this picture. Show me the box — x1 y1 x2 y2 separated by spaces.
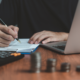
42 37 57 44
9 25 19 38
0 31 14 41
0 25 9 32
29 32 41 44
29 30 51 42
0 38 11 45
32 32 53 44
0 25 17 38
28 33 37 43
31 34 42 44
37 34 51 43
30 32 40 40
0 43 9 47
29 31 49 43
9 25 19 32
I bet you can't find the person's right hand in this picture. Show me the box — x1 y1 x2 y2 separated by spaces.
0 25 19 47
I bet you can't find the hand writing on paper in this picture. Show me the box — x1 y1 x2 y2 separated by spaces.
0 24 19 47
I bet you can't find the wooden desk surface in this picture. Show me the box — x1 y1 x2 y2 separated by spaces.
0 46 80 80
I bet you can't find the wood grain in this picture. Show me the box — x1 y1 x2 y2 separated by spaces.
0 46 80 80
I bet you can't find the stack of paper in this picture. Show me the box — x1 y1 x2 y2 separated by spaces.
0 39 39 53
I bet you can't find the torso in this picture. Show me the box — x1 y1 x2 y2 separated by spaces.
0 0 78 38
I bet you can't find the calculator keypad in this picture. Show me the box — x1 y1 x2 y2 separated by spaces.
0 51 16 58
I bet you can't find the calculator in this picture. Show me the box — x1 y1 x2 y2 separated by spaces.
0 51 24 66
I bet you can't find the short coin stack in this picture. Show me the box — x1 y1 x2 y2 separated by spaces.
76 65 80 72
61 63 70 72
46 59 57 72
30 52 41 73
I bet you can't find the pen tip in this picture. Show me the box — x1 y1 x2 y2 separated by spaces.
18 40 21 43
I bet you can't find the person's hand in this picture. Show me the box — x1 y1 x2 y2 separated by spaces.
0 24 19 47
28 30 68 44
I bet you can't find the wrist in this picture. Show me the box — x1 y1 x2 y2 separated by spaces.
61 32 69 41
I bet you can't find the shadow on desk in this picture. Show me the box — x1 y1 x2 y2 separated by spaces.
16 70 31 73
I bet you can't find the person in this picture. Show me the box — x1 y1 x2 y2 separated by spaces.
0 0 78 47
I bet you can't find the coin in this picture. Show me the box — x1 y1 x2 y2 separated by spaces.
30 52 41 73
61 63 70 72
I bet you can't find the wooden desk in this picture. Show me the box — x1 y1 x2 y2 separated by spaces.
0 46 80 80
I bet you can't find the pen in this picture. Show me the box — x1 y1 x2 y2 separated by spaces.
0 18 21 43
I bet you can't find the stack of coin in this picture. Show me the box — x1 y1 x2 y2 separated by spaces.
76 65 80 72
61 63 70 72
46 59 57 72
30 52 41 73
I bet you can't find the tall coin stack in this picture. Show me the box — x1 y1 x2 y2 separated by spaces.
61 63 70 72
46 59 57 72
30 52 41 73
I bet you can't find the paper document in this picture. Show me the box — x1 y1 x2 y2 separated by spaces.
0 39 39 53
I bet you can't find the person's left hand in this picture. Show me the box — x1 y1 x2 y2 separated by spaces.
28 30 68 44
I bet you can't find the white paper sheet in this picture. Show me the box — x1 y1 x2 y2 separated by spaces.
0 39 39 52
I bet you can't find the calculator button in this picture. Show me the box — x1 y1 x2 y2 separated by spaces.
0 56 6 58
